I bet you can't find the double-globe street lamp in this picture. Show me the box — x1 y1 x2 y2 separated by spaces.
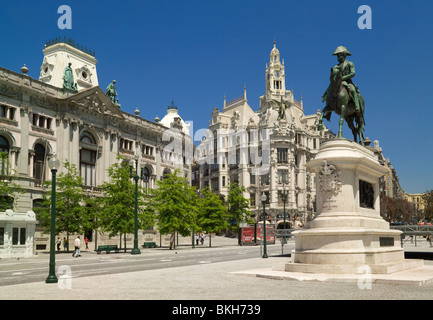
46 155 60 284
260 192 268 258
129 153 143 255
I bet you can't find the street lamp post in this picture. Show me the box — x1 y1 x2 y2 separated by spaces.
282 184 288 245
130 154 141 255
260 193 268 258
46 155 60 284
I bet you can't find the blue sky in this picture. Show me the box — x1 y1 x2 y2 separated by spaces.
0 0 432 194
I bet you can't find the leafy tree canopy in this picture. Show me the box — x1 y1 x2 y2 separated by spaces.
148 169 197 237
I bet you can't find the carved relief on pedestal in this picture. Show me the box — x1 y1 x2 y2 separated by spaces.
318 160 341 195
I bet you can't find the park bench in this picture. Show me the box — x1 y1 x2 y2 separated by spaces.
95 245 119 254
142 242 157 248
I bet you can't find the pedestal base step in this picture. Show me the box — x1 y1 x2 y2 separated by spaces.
282 259 424 275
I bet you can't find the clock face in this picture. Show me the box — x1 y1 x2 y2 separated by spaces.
274 71 281 78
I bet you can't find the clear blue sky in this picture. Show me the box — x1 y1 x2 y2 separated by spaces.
1 0 432 194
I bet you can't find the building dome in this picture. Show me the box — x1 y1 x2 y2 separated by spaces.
159 101 191 136
270 41 280 58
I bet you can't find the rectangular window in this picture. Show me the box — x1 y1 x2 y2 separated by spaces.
211 177 219 191
81 163 95 187
250 193 255 206
277 148 288 164
278 169 288 184
261 173 270 185
31 114 53 129
81 149 95 163
250 173 256 185
20 228 26 245
9 108 15 120
0 227 4 245
214 139 217 152
12 228 18 245
0 105 6 118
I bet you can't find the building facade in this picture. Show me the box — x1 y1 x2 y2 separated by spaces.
405 193 426 214
364 138 406 199
0 40 192 257
196 43 333 226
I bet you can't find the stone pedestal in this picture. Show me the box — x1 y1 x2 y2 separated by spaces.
285 139 423 274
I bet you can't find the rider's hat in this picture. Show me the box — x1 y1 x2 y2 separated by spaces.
333 46 351 56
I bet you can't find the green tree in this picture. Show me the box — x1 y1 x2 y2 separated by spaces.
98 157 153 251
148 169 197 249
197 187 229 247
0 152 23 211
36 161 89 249
227 183 253 243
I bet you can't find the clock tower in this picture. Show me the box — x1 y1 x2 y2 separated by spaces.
260 41 294 114
265 41 287 95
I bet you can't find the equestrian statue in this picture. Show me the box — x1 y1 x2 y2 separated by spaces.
318 46 366 145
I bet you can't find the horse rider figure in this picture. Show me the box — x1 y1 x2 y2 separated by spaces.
322 46 361 114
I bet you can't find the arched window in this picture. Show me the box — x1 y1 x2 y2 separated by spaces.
142 167 150 190
162 168 171 180
33 143 47 181
0 136 9 175
80 133 97 187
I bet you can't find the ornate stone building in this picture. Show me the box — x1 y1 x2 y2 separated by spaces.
0 39 191 257
364 138 406 199
196 43 333 226
405 193 425 214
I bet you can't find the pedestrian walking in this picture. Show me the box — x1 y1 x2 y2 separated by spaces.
56 237 61 252
63 237 68 251
73 236 81 257
196 234 199 245
427 234 433 247
85 236 89 249
200 234 205 245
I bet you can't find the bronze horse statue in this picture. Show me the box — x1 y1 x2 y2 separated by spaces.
318 66 366 145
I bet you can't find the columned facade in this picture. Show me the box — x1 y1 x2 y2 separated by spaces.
0 41 191 257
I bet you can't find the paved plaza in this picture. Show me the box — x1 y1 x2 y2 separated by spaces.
1 235 433 302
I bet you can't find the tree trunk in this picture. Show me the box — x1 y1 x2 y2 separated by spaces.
124 233 127 252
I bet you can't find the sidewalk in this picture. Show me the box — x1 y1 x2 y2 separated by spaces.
1 236 433 301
